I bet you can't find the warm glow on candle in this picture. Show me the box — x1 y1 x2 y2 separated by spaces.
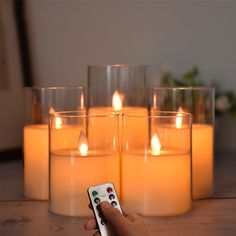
49 108 62 129
78 131 88 156
153 94 157 109
176 107 184 129
151 130 161 155
112 91 122 111
55 117 62 129
81 94 84 109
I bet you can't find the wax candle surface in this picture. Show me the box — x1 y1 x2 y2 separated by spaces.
24 124 81 200
88 107 148 149
192 124 213 199
50 149 120 216
151 122 214 199
121 148 191 216
24 125 48 200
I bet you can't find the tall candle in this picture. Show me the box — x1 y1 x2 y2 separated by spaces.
151 87 215 199
24 124 48 200
151 109 213 199
89 90 148 149
24 124 81 200
88 106 148 150
192 124 213 199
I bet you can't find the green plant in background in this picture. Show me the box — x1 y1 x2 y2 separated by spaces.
160 66 236 118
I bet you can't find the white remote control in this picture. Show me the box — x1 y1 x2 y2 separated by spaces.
87 183 123 236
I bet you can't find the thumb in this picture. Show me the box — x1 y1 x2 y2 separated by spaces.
100 201 128 229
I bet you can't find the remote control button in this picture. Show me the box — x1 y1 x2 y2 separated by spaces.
101 219 107 225
107 187 113 193
109 194 115 200
94 198 100 204
92 190 98 197
98 212 103 218
96 205 101 211
111 201 117 207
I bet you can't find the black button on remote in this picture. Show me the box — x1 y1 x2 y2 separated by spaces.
109 194 115 200
96 205 101 211
101 219 107 225
94 198 100 204
111 201 117 207
98 212 103 218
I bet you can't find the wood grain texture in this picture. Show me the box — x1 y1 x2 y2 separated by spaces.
1 151 236 235
1 199 236 236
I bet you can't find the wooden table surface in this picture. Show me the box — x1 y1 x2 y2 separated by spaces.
1 150 236 236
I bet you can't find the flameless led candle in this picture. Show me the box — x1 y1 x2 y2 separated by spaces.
49 111 120 217
121 111 192 216
151 87 214 199
87 65 149 148
88 91 148 149
24 87 84 200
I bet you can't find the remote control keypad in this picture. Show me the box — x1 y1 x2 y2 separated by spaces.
88 183 122 236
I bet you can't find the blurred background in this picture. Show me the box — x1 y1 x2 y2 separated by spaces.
1 0 236 157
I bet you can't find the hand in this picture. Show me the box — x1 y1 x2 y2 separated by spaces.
84 201 149 236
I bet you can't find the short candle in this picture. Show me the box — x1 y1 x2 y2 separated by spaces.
49 112 120 217
121 122 192 216
50 148 119 216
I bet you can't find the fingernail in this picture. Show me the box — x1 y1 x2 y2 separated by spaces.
101 201 111 208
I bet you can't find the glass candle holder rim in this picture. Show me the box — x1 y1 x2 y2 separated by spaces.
50 110 120 119
88 64 148 69
122 110 192 119
152 86 215 92
24 86 84 91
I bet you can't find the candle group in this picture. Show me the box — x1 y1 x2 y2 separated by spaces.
24 89 213 217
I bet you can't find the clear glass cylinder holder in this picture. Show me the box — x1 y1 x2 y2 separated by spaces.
121 111 192 216
49 111 120 217
151 87 214 199
24 87 84 200
87 65 148 109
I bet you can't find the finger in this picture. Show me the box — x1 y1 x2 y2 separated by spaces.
88 203 92 209
84 218 97 230
100 201 128 228
125 212 140 222
120 205 128 216
92 231 101 236
120 205 140 221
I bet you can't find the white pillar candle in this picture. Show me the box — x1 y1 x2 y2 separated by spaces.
50 149 120 216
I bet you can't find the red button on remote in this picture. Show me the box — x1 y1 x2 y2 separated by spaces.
107 187 113 193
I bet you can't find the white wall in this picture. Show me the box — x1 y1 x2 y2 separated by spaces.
25 0 236 150
26 0 236 89
0 1 24 150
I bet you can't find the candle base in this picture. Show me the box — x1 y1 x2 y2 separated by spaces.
49 194 93 217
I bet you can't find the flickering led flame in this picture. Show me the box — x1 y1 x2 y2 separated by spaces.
49 108 62 129
151 130 161 155
176 107 184 129
49 107 55 114
78 131 88 156
153 94 157 109
112 91 122 111
80 94 84 109
55 116 62 129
